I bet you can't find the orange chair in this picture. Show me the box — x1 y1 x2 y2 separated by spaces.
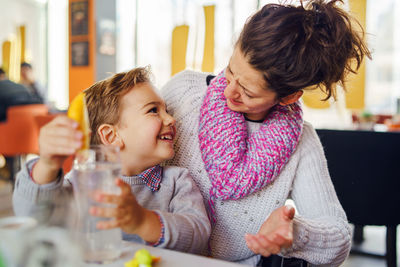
0 104 50 181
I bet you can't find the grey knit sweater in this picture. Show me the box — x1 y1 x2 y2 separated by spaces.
161 70 351 266
13 159 211 254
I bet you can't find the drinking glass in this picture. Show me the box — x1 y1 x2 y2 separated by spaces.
73 145 122 263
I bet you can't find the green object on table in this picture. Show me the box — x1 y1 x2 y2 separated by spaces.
124 248 154 267
136 249 152 266
0 251 6 267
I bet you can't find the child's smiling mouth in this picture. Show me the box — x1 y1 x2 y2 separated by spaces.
158 132 174 142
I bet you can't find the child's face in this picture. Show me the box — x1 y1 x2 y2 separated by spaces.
116 82 176 175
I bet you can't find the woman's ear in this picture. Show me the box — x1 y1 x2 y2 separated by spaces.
97 124 123 147
279 90 303 106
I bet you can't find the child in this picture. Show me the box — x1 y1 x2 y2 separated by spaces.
13 67 211 253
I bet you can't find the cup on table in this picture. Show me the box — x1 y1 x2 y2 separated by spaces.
73 145 122 263
0 216 37 266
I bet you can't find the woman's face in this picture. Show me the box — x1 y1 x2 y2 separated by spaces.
224 47 279 121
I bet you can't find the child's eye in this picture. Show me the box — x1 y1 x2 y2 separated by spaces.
148 107 158 113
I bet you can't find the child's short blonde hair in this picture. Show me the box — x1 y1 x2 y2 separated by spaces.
84 67 151 145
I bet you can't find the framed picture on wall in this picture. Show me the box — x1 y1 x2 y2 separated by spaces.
71 41 89 66
71 1 88 36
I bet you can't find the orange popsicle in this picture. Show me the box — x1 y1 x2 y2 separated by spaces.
67 92 90 149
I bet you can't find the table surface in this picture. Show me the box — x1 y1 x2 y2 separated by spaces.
84 242 247 267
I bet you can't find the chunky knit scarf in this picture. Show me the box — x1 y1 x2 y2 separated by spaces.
198 70 303 219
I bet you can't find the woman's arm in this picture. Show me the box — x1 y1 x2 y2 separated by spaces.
282 124 351 266
246 124 351 266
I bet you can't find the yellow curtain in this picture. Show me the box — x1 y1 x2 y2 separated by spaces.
346 0 367 109
171 25 189 76
2 41 11 76
19 25 26 64
302 87 331 109
201 5 215 73
1 25 24 82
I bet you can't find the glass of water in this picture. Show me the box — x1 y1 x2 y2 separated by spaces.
73 145 122 263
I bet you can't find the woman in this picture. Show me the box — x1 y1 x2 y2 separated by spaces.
162 0 370 266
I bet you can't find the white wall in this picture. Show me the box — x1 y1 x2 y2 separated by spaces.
0 0 69 110
47 0 68 110
0 0 47 84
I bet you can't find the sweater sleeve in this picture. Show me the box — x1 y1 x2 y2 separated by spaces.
12 158 72 224
281 124 351 266
154 167 211 254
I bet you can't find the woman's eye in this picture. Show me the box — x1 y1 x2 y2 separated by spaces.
243 89 253 98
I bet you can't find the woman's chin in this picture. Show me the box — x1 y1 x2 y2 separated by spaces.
226 100 243 112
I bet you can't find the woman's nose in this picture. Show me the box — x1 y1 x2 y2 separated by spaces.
224 81 240 99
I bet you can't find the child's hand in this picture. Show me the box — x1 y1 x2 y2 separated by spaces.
33 116 82 184
245 205 295 257
89 179 162 242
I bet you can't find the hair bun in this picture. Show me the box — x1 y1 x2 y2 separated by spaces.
309 1 329 29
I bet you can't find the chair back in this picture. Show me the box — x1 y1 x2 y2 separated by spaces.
316 129 400 226
0 104 49 156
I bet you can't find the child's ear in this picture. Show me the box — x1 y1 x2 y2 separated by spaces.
279 90 303 106
97 124 123 147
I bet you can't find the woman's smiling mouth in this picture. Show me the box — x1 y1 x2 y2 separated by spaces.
228 98 242 106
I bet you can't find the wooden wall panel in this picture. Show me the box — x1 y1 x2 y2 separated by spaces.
68 0 96 103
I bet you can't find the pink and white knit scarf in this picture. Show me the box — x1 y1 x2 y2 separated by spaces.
198 70 303 218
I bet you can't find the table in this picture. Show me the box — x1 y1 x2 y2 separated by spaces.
84 242 247 267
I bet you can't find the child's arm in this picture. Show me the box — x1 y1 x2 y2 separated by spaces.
13 116 81 217
89 178 162 243
90 167 211 254
33 115 82 184
153 167 211 253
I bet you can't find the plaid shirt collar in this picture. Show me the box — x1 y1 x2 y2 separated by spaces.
137 165 163 192
121 165 163 192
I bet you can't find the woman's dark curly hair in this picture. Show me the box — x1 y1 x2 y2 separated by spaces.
237 0 371 101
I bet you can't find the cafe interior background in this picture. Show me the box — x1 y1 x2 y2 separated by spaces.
0 0 399 266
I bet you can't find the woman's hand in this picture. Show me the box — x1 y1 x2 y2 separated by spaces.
245 205 295 257
89 178 162 243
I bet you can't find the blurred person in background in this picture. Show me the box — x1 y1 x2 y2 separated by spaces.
0 68 6 81
0 66 43 181
0 67 42 122
20 62 47 104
